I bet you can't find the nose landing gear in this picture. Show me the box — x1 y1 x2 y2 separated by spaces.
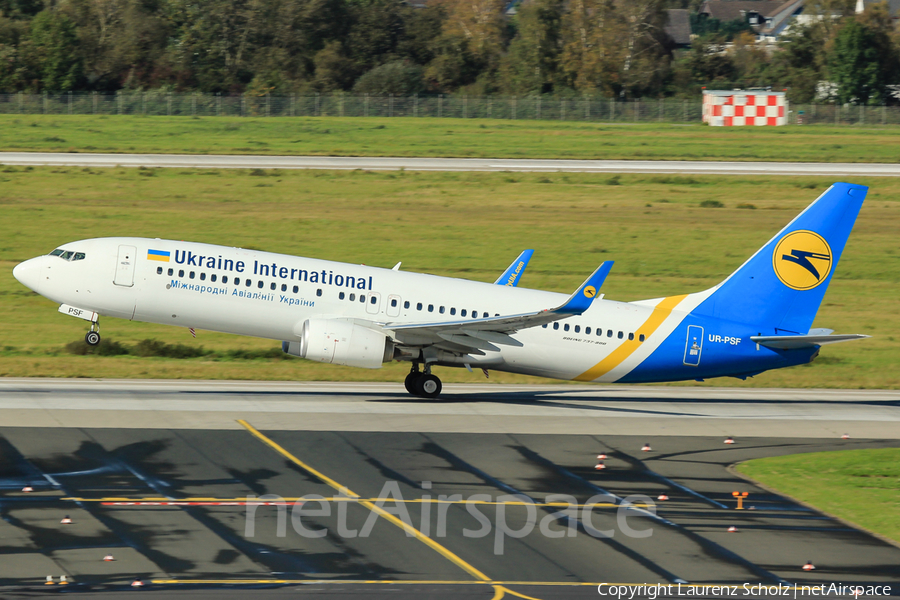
85 322 100 346
404 362 442 399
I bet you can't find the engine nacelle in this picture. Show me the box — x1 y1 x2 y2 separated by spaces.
282 319 393 369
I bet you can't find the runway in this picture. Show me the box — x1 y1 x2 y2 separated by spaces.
0 381 899 598
3 152 900 176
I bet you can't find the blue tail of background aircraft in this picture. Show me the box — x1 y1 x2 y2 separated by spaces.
693 183 867 335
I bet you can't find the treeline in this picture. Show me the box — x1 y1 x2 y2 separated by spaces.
0 0 897 103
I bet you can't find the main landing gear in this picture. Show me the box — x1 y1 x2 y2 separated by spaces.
84 321 100 346
404 363 442 399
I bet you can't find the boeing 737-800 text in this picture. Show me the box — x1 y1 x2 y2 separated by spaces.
13 183 869 397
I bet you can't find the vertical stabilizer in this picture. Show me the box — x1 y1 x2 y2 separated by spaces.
693 183 867 334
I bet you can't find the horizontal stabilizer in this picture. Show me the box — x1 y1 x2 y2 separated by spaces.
750 333 870 350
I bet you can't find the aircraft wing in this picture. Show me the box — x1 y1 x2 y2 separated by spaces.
750 333 870 350
494 249 534 287
384 261 613 349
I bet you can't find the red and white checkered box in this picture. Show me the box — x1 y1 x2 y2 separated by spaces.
702 91 787 126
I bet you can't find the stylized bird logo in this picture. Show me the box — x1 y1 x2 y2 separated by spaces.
584 286 597 298
781 249 831 281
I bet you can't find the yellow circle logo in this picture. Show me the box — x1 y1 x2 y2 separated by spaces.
584 286 597 298
772 230 832 291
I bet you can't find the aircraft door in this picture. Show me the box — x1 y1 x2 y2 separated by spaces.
386 295 401 317
366 292 382 315
683 325 703 366
114 245 137 287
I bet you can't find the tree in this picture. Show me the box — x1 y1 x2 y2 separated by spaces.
828 18 896 104
352 59 424 95
30 10 83 90
501 0 563 95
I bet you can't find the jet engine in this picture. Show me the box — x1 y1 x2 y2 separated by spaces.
282 319 393 369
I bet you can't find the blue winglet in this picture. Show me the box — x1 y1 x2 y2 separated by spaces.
494 249 534 287
556 261 614 314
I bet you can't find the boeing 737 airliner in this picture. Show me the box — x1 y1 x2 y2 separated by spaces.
13 183 869 398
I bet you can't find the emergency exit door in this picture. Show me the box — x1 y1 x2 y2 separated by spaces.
114 245 136 287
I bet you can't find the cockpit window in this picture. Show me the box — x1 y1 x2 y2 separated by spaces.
50 249 86 261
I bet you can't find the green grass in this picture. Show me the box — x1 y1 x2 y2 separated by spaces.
4 115 900 163
1 166 897 385
737 449 900 545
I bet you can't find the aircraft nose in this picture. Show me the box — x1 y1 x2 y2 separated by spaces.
13 257 43 292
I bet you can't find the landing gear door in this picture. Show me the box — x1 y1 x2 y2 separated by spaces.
683 325 703 366
114 245 137 287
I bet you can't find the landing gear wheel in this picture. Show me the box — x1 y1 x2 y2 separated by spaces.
415 373 442 399
404 371 420 395
85 331 101 346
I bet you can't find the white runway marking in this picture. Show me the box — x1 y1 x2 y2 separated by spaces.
2 152 900 176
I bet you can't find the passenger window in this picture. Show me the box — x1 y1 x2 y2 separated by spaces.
639 334 645 342
360 295 366 303
270 282 276 290
245 279 251 286
391 299 397 307
211 274 217 283
427 304 434 312
222 275 228 284
404 301 410 309
316 289 322 296
450 308 456 315
607 330 613 337
189 271 195 279
618 331 624 339
586 327 591 335
542 324 548 328
472 311 478 318
371 296 376 304
564 324 570 332
157 266 163 275
257 280 264 288
461 309 467 317
179 270 184 277
293 285 298 293
553 322 559 330
281 283 286 291
628 333 634 341
168 268 174 276
339 292 345 300
200 273 206 281
350 293 356 301
439 306 445 314
574 325 580 333
417 302 422 310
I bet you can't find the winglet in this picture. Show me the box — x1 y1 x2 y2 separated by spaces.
556 261 614 314
494 249 534 287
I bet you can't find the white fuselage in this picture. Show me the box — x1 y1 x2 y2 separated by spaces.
14 237 712 382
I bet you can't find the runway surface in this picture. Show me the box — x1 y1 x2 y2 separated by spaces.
1 381 899 599
3 152 900 176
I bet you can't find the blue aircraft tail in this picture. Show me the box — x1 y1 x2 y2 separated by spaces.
692 183 867 335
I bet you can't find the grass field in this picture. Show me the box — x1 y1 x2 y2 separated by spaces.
3 115 900 163
737 449 900 545
1 166 897 386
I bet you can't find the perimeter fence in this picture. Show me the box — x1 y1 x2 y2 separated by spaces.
0 92 898 125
